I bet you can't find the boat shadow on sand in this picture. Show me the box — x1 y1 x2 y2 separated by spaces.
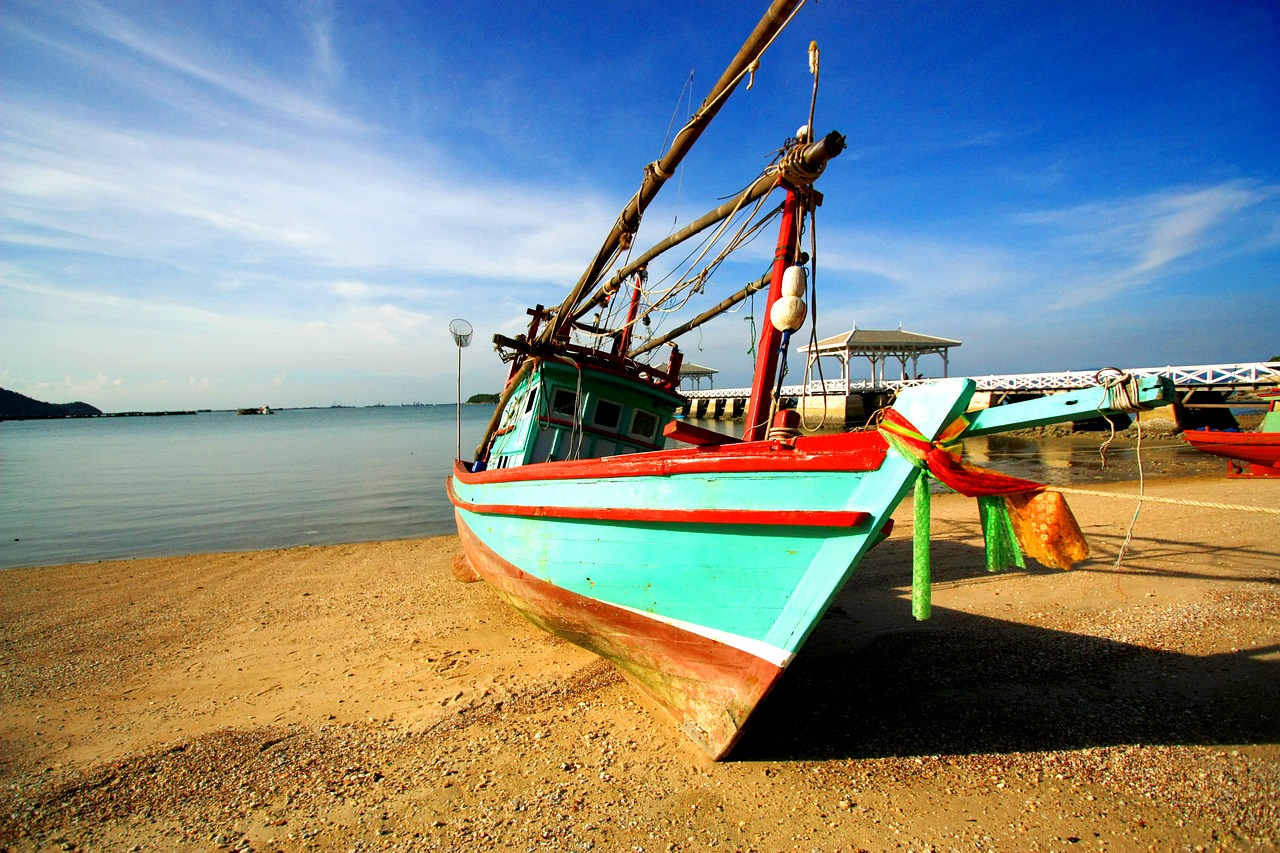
733 529 1280 762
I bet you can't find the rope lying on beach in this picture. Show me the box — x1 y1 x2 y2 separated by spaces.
1048 486 1280 514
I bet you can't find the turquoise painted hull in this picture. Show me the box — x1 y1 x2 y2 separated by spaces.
451 379 974 755
455 454 902 661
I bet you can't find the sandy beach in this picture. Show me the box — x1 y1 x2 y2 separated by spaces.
2 471 1277 851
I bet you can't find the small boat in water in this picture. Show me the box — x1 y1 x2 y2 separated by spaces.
1183 389 1280 477
446 1 1177 758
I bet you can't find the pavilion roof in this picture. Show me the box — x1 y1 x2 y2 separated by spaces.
800 327 962 355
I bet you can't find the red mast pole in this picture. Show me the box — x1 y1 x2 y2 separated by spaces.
614 267 645 356
743 186 802 442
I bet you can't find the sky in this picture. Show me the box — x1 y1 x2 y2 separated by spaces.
2 0 1278 411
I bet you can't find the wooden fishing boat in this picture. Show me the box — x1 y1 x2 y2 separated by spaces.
447 1 1177 758
1183 390 1280 477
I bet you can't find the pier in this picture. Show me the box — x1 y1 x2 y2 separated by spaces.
679 361 1280 428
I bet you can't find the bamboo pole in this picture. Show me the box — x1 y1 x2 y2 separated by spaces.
629 271 772 358
541 0 806 345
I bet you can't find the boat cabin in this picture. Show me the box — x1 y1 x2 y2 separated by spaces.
482 359 685 470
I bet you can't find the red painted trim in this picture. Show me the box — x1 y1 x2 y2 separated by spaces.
448 479 869 529
457 430 887 484
454 517 785 759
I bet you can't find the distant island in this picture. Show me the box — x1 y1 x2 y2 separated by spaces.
0 388 101 420
467 393 500 404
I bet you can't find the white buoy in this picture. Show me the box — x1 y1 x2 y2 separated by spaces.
770 295 807 332
781 264 807 297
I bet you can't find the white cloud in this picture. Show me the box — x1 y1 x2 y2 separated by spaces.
1018 180 1278 307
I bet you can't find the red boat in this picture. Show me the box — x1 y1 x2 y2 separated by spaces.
1183 389 1280 478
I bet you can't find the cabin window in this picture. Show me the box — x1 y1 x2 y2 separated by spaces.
552 389 577 418
629 409 659 441
523 387 539 414
592 399 623 430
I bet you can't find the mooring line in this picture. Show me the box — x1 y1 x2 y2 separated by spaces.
1049 486 1280 514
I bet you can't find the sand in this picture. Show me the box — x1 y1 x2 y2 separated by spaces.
1 472 1277 852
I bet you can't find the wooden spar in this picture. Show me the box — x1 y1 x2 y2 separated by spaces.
743 187 801 442
540 0 806 345
622 130 846 358
571 172 783 325
629 271 771 358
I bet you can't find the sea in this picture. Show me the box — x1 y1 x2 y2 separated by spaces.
0 406 1214 571
0 405 494 571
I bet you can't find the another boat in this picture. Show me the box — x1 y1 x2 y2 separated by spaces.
1183 389 1280 477
447 1 1176 759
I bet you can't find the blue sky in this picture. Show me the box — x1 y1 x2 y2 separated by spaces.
2 0 1277 411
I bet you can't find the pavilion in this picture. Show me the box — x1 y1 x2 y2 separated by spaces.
678 362 719 391
799 325 962 384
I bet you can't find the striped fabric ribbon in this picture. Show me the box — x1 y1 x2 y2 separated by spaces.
878 407 1090 622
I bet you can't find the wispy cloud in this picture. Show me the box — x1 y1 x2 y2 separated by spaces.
1019 180 1279 307
1 100 612 287
300 0 342 88
12 0 357 130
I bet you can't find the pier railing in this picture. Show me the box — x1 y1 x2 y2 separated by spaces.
682 361 1280 400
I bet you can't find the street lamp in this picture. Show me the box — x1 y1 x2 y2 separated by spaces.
448 319 473 459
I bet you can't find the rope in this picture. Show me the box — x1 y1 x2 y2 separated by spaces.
1047 486 1280 514
799 205 829 432
778 144 826 186
1096 367 1153 413
1091 367 1154 565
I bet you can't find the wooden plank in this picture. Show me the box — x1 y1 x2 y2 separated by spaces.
962 375 1176 437
662 419 741 446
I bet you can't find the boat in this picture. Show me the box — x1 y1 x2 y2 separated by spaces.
446 1 1177 759
1183 389 1280 478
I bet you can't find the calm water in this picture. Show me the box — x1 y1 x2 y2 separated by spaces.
2 408 1212 571
1 405 493 570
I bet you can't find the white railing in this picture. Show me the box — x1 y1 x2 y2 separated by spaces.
681 361 1280 400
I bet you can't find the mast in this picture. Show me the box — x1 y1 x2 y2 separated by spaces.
738 128 846 440
539 0 806 346
742 188 803 441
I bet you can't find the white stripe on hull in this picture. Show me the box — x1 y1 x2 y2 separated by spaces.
608 600 795 668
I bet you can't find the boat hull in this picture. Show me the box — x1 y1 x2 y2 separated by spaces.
1184 429 1280 470
454 520 783 757
449 380 974 757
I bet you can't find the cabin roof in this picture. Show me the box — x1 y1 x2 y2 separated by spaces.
679 363 719 377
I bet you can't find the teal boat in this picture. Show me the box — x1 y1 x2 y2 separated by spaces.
447 1 1176 759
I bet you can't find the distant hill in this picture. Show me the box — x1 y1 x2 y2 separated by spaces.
466 393 500 404
0 388 102 419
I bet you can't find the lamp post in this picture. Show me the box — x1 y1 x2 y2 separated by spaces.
448 319 473 459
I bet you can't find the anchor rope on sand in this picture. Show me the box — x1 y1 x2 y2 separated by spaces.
1045 487 1280 515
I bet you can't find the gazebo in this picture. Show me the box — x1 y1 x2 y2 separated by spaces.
679 362 718 391
799 326 961 384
